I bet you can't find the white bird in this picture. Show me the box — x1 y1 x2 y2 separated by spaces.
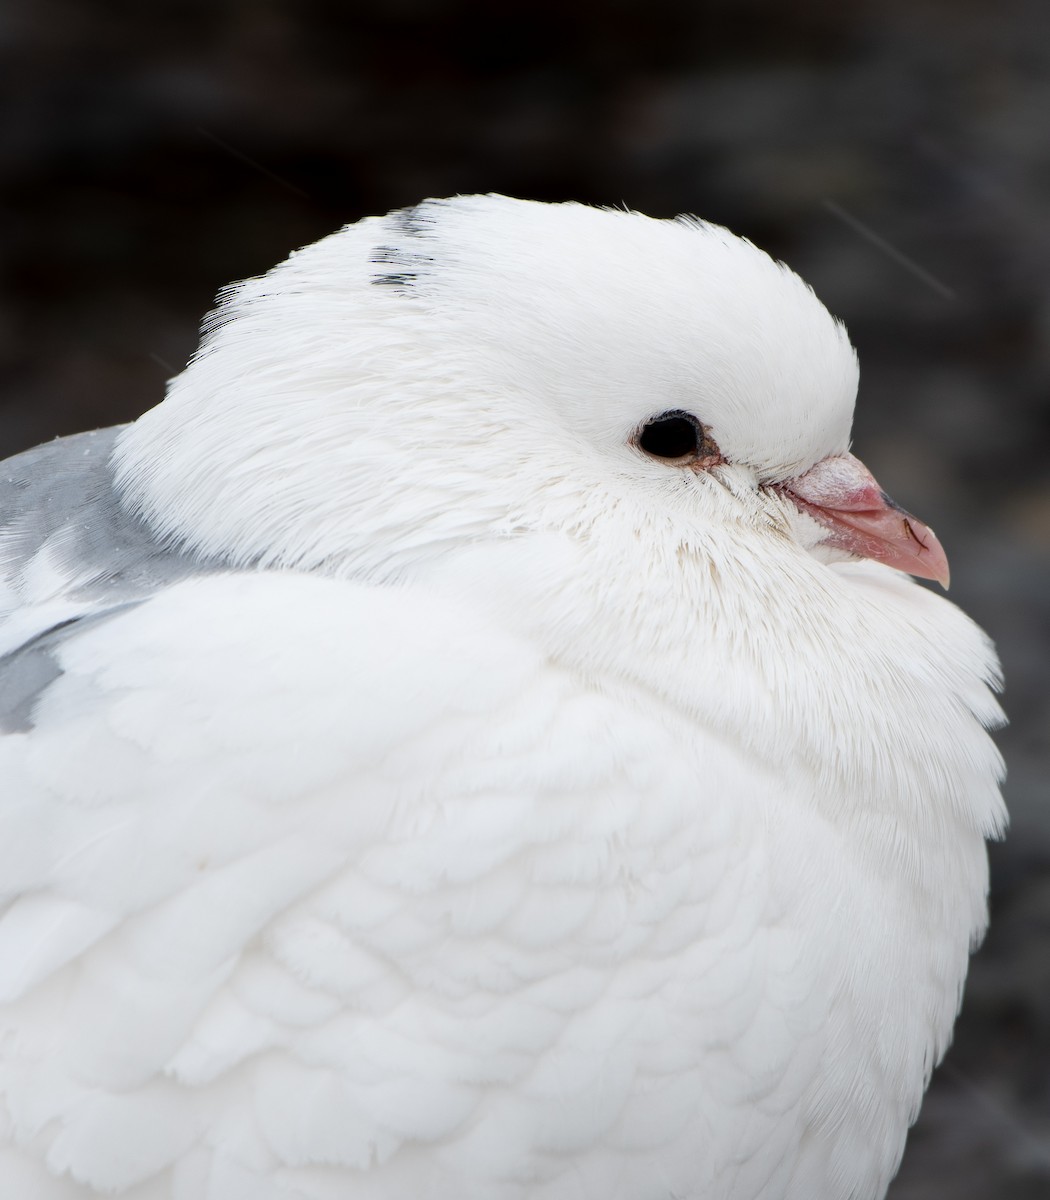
0 195 1005 1200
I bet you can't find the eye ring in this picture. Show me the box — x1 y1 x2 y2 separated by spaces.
636 410 722 465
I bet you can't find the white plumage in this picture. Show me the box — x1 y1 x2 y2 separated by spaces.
0 195 1005 1199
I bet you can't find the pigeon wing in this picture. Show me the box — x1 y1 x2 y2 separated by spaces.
0 563 829 1198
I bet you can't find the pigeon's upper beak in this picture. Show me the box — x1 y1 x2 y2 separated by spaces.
775 453 951 589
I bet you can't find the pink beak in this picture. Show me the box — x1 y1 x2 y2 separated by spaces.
776 453 950 588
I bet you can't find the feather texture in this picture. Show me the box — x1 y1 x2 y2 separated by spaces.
0 196 1004 1199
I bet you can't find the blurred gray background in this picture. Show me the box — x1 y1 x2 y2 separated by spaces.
2 1 1047 1194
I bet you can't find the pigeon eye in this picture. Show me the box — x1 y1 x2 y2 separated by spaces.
637 411 706 461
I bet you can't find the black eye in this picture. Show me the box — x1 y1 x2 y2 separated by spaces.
638 411 703 460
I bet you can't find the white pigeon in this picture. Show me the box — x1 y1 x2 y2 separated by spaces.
0 195 1005 1200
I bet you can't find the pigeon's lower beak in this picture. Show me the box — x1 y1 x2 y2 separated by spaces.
776 453 951 589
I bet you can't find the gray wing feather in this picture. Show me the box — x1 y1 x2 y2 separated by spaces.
0 426 203 603
0 604 145 733
0 426 214 730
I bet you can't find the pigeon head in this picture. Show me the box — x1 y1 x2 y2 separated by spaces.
115 195 945 586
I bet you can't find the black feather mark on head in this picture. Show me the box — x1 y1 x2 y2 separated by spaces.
371 273 418 289
370 203 436 291
393 203 432 237
370 246 420 289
